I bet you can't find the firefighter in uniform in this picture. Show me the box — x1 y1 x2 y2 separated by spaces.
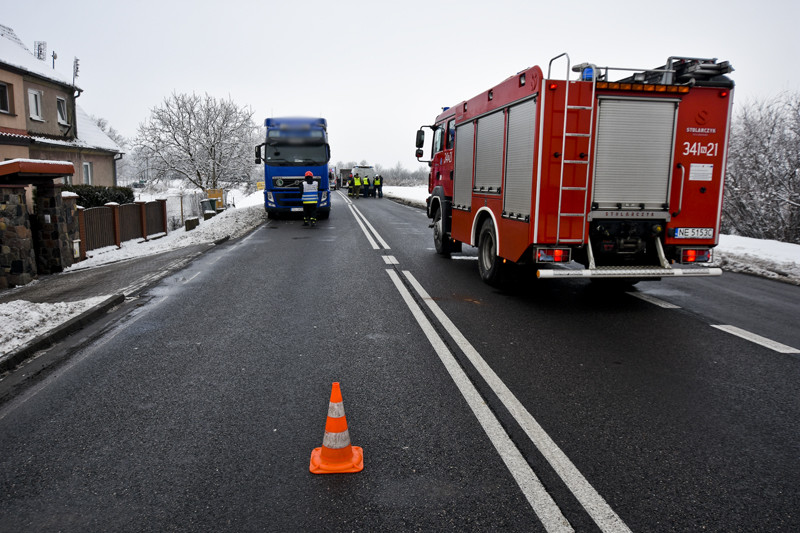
352 173 362 199
374 174 383 198
299 171 319 226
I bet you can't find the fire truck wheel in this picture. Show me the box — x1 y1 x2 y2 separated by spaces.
478 219 505 285
433 209 454 255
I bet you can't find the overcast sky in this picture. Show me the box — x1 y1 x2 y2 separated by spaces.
4 0 799 172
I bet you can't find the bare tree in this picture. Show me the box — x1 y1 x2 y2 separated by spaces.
91 115 136 186
723 92 800 244
135 93 258 192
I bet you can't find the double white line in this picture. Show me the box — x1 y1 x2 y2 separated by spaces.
388 268 631 533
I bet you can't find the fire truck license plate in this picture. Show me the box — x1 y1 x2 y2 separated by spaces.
675 227 714 239
291 207 303 212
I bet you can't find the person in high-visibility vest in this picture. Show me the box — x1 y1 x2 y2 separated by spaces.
352 174 362 199
374 174 383 198
362 174 371 198
299 171 319 226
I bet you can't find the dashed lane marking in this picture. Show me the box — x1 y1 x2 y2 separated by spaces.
711 325 800 354
626 292 681 309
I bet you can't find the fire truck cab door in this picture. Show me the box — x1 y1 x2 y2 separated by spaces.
593 98 679 211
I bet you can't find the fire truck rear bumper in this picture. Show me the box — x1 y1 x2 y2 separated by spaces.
536 266 722 279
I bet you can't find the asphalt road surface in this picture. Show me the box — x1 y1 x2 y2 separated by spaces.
1 190 798 532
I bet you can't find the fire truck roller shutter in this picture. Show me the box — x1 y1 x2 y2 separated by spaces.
503 99 537 218
593 98 678 210
454 122 475 209
474 111 505 193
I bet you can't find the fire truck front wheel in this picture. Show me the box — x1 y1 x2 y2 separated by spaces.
478 219 505 285
433 209 460 255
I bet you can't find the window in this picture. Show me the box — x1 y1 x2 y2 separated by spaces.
432 125 444 154
0 83 10 114
57 97 69 125
82 162 93 185
446 119 455 150
28 89 43 120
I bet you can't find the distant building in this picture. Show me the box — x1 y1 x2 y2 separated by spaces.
0 23 122 185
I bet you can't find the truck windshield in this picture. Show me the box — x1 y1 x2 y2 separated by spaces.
265 144 328 166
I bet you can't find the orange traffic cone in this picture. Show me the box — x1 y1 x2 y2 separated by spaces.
309 382 364 474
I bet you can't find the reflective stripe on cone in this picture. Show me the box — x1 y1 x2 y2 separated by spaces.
309 382 364 474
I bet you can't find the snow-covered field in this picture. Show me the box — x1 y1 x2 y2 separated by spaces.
2 186 798 359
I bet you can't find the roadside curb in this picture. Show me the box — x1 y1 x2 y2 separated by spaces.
0 293 125 374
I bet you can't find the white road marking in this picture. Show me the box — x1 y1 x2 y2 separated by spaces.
185 272 201 283
404 271 632 533
350 204 391 250
452 256 478 261
626 292 681 309
386 269 573 533
382 255 399 265
347 204 379 250
711 325 800 354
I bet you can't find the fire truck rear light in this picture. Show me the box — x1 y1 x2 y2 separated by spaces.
537 248 570 263
548 82 558 91
596 82 608 89
678 86 690 93
719 90 729 98
681 249 712 263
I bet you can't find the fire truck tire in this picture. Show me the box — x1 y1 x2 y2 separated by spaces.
433 209 455 255
478 219 505 285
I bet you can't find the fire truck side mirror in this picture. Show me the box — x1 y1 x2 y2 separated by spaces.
255 143 263 165
415 148 424 159
415 130 425 148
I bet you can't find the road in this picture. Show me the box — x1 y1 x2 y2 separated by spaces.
1 190 798 532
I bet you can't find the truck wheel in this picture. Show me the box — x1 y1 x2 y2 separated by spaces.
433 209 454 255
478 219 505 285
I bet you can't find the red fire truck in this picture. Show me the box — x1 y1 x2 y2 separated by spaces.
416 53 734 285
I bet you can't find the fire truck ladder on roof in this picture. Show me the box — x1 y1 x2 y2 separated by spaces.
547 53 597 245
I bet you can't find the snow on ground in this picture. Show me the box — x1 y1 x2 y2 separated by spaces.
2 186 799 360
1 296 109 356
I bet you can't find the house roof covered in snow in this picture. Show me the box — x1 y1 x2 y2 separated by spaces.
0 24 79 90
30 105 123 153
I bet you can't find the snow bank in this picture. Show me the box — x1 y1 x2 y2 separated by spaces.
0 296 109 356
714 235 800 285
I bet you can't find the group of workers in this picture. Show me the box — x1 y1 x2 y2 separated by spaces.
347 173 383 199
298 170 385 227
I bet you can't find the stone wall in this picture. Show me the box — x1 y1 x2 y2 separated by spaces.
0 185 36 289
31 184 74 275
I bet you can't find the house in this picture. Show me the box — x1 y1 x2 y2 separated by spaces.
0 23 122 183
1 24 123 289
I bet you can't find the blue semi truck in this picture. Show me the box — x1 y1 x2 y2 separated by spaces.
255 117 331 219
